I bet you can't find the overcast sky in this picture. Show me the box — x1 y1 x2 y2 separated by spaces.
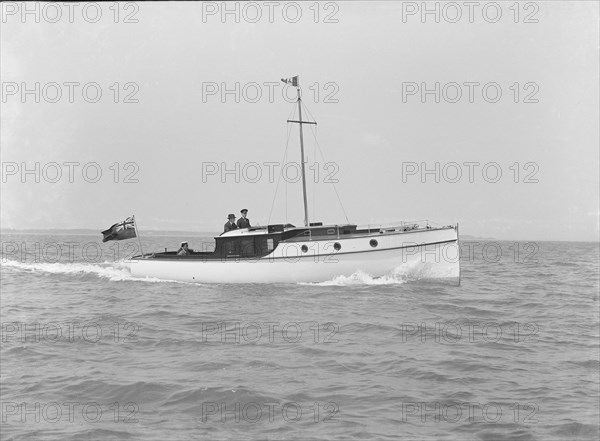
1 1 598 241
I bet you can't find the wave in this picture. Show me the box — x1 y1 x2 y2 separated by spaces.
303 270 407 286
0 259 185 284
304 260 459 286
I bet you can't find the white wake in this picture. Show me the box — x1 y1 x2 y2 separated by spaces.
303 259 459 286
0 259 179 283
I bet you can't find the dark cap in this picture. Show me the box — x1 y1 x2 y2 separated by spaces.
240 209 248 214
228 213 236 219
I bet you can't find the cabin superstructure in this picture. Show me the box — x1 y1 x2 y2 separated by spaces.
139 221 456 261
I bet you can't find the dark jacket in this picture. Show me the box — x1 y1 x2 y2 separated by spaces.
237 217 251 229
224 221 238 233
177 247 190 256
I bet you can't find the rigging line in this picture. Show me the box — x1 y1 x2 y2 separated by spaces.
301 100 319 126
312 114 317 222
301 100 349 223
313 127 351 224
303 104 351 224
302 100 317 220
280 127 292 223
285 134 288 225
268 105 296 225
286 103 297 224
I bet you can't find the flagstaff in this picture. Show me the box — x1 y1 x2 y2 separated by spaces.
132 215 144 256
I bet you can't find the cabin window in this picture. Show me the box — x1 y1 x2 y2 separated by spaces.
334 242 341 251
370 239 378 248
224 240 236 255
327 229 335 234
255 237 276 255
240 238 255 256
301 245 308 253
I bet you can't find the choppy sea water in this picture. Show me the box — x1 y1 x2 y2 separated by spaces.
1 233 598 441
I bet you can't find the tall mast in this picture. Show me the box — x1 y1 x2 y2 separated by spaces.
296 84 310 227
283 75 316 228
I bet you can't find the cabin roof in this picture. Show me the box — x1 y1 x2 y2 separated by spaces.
216 223 357 239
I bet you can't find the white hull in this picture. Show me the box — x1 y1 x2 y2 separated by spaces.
128 227 459 283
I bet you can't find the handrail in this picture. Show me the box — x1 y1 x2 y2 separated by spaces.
357 219 455 235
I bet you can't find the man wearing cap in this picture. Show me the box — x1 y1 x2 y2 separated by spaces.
224 214 238 233
177 242 193 256
237 209 251 229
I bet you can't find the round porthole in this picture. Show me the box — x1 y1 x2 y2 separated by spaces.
333 242 341 251
370 239 378 248
301 245 308 253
